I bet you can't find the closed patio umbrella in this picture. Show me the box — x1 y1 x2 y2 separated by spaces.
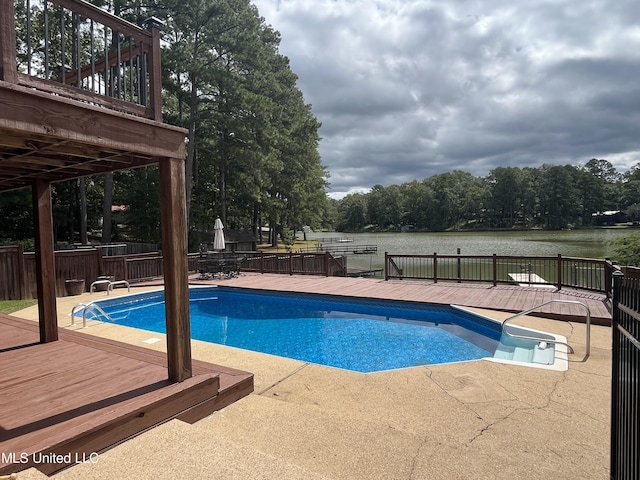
213 217 225 251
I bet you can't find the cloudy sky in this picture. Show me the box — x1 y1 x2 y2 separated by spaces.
251 0 640 198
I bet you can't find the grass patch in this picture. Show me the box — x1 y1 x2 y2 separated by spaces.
0 299 37 314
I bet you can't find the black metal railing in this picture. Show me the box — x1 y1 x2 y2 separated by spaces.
8 0 162 119
611 271 640 479
385 253 614 296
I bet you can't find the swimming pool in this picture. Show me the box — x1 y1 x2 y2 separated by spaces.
80 287 560 372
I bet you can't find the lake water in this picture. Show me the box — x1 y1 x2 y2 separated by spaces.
309 229 632 273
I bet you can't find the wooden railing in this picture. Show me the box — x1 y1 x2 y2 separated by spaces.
103 252 202 283
4 0 163 120
239 251 347 277
385 252 620 297
2 245 630 300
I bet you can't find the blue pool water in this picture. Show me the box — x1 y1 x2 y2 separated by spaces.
86 287 502 373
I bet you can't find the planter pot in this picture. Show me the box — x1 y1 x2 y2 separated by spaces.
65 279 85 296
94 275 114 291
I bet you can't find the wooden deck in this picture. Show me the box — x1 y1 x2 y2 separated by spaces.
0 314 253 476
194 273 612 325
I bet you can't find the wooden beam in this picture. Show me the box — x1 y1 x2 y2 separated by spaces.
159 156 192 382
31 180 58 343
0 82 186 159
17 74 150 119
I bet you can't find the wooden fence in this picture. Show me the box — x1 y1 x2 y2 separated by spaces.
0 246 347 300
0 246 200 299
0 245 26 300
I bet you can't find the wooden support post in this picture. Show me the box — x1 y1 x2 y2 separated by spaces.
557 254 563 291
0 0 17 83
605 259 613 299
32 180 58 343
144 17 163 122
159 157 192 382
433 252 438 284
492 254 497 286
324 251 330 277
384 252 388 280
96 247 104 275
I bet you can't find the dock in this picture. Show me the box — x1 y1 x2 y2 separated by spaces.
311 236 354 244
346 267 384 277
300 244 378 255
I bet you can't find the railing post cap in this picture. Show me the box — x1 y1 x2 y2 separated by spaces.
143 16 165 30
613 270 624 277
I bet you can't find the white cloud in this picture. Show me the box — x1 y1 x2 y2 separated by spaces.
253 0 640 197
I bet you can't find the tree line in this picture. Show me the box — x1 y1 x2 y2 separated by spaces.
3 1 639 249
1 0 330 250
331 159 640 232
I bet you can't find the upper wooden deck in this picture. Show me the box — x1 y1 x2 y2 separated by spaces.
0 0 186 192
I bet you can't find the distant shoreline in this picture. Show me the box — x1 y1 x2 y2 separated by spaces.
332 224 639 234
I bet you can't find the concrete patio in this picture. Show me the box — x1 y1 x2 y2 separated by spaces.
10 276 611 479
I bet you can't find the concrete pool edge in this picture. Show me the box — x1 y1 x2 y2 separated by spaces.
8 280 611 480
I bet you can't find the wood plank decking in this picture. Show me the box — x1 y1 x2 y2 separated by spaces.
193 273 611 325
0 314 253 476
